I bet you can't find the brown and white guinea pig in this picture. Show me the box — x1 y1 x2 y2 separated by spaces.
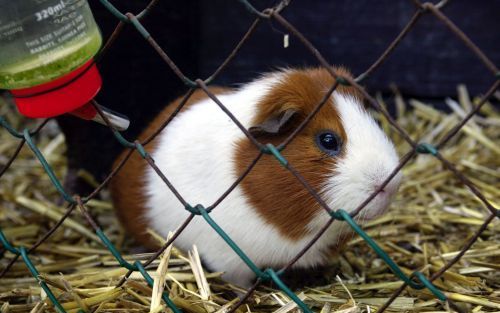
110 67 402 288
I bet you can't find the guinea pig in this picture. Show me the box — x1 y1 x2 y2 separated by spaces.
109 67 402 288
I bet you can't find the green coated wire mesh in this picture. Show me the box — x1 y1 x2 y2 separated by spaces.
0 0 499 312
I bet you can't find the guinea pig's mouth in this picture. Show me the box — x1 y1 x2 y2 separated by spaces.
353 191 395 222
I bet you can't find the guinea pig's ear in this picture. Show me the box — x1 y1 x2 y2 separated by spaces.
249 109 299 137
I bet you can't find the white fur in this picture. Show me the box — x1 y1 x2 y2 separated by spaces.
322 94 401 217
144 72 401 287
307 94 402 245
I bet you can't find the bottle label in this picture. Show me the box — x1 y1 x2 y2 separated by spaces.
0 0 102 89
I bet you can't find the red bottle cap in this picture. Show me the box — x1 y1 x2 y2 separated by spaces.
10 59 102 118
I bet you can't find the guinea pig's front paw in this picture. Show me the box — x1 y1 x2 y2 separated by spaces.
261 263 341 290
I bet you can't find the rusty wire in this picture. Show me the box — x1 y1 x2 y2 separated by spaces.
0 0 499 312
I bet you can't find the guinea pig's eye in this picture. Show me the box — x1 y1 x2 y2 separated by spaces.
315 131 342 156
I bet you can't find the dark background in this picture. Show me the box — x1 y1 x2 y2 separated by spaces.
34 1 500 192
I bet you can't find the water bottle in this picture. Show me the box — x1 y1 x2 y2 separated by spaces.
0 0 129 130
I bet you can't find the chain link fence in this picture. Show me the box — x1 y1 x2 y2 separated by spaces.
0 0 499 312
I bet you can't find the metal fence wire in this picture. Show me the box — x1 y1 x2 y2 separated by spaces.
0 0 499 312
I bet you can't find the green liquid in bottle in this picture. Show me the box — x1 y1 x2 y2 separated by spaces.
0 0 103 90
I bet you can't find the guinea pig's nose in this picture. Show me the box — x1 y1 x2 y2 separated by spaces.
376 185 387 193
374 184 388 196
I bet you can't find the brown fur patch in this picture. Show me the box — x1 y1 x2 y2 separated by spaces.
110 87 228 248
234 67 363 240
